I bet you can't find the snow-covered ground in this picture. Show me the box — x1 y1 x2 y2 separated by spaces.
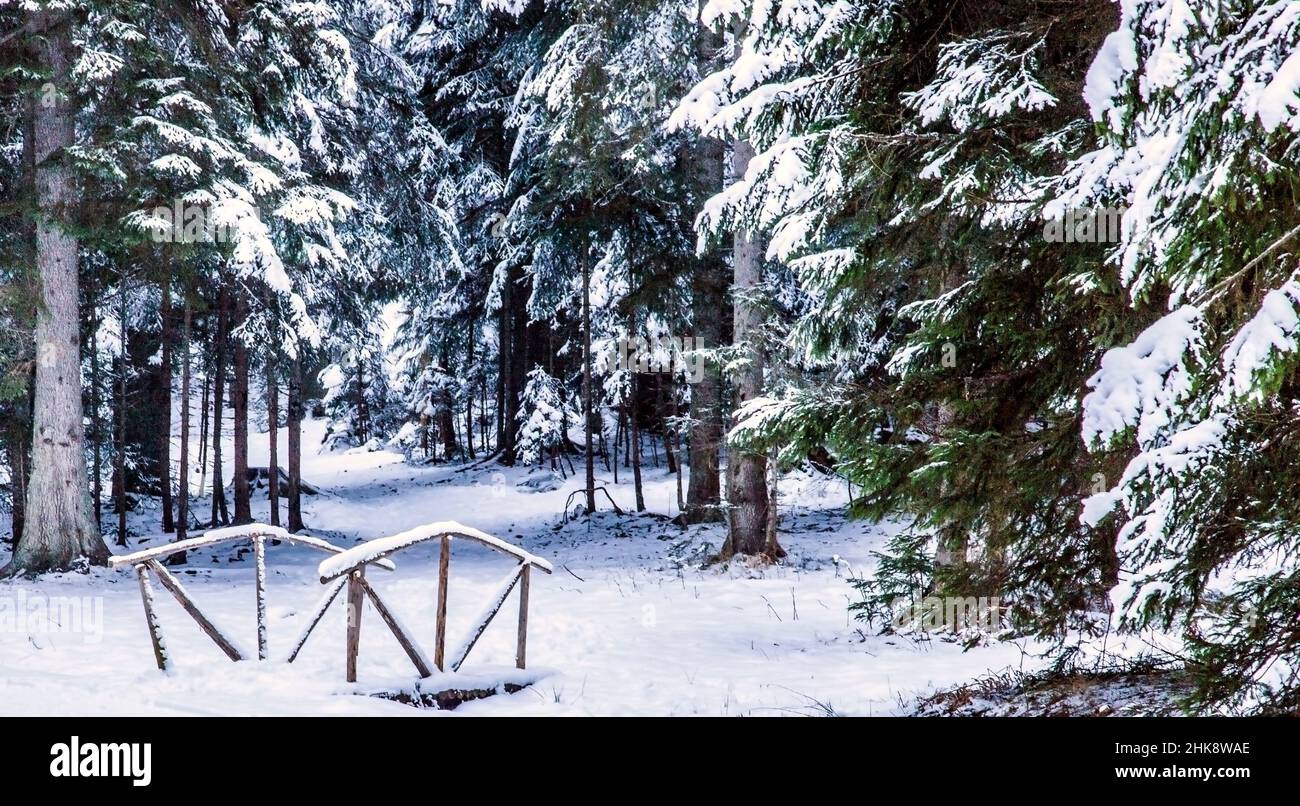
0 417 1047 716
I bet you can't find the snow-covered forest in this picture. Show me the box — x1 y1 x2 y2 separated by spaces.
3 0 1300 718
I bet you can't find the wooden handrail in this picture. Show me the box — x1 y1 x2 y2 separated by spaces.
110 524 396 571
318 521 551 583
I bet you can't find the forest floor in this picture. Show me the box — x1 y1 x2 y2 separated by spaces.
0 416 1127 716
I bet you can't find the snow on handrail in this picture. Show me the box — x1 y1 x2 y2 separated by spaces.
109 523 396 571
317 520 553 582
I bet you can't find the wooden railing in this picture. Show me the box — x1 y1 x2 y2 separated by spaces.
113 521 552 684
109 524 395 671
317 521 553 681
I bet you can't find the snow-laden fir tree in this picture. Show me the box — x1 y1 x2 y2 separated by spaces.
677 0 1125 621
516 365 578 467
1068 0 1300 712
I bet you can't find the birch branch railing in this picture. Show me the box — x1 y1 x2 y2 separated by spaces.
110 524 396 671
316 521 553 682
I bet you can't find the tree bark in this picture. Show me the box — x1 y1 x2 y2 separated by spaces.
231 294 251 524
722 136 780 560
175 300 192 562
684 4 727 524
582 249 596 514
8 92 37 547
439 347 456 461
209 286 229 526
498 261 529 465
158 270 175 533
114 278 128 547
197 349 209 498
465 325 476 460
287 354 304 532
6 12 108 573
630 375 645 512
267 360 280 527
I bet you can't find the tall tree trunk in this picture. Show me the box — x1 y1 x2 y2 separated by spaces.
660 378 678 475
495 299 506 456
674 426 685 514
267 360 280 527
684 5 727 524
480 371 489 454
9 92 37 548
355 357 368 445
231 295 251 525
114 279 128 547
439 346 456 461
6 11 109 572
197 352 210 498
174 300 191 562
499 262 529 465
89 301 100 534
210 286 229 527
287 354 304 532
630 375 645 513
158 271 175 533
582 250 596 514
465 325 476 460
722 136 780 560
7 403 30 545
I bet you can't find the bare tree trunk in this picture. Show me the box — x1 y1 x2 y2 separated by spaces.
9 90 37 548
612 408 621 485
210 286 229 526
89 301 101 534
354 357 368 445
495 301 506 456
174 300 191 562
197 351 209 498
684 3 727 525
287 354 304 533
582 249 596 514
480 371 488 454
158 271 175 533
232 295 251 525
114 278 128 548
630 375 645 512
439 347 456 461
267 360 280 527
6 397 31 546
722 136 780 560
465 325 476 460
499 262 529 465
6 12 108 573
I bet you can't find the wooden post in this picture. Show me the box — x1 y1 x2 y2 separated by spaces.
254 534 268 659
148 560 244 661
136 565 169 671
516 564 530 669
346 569 364 682
435 534 450 671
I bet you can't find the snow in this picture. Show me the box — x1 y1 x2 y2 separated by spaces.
1084 29 1138 129
0 415 1047 715
1257 46 1300 131
1081 305 1204 449
1221 280 1300 400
